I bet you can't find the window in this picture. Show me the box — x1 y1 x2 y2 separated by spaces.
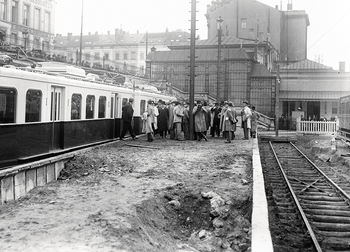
140 100 145 115
140 52 144 60
104 53 109 60
332 102 338 114
44 12 50 33
11 0 18 23
26 89 42 122
0 87 16 123
23 4 29 26
131 51 136 60
241 18 247 29
34 8 40 30
86 95 95 119
0 0 7 20
85 53 90 61
123 52 128 60
71 93 81 119
98 96 106 118
110 97 114 118
94 52 100 60
115 53 120 60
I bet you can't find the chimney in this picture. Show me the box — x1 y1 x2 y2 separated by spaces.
287 3 293 10
254 39 258 60
67 32 72 40
95 31 98 36
107 31 110 35
88 32 91 35
275 5 278 9
151 45 156 52
339 61 346 73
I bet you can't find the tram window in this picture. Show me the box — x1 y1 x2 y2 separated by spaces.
71 93 81 119
26 89 42 122
0 88 16 123
86 95 95 119
122 98 127 106
98 96 106 118
140 100 145 115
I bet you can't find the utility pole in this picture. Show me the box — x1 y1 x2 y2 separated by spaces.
275 64 280 137
217 16 223 101
79 0 84 66
189 0 196 140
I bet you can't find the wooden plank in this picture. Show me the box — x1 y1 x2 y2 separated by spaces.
36 166 46 186
47 163 55 183
1 176 14 203
14 172 26 200
25 169 36 193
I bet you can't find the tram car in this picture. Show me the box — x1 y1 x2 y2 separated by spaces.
339 94 350 136
0 62 176 168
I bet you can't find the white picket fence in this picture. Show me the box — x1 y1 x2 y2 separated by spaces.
296 117 339 135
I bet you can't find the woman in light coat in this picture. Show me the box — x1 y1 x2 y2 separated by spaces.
193 101 208 141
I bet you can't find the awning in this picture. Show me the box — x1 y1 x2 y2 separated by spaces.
279 91 350 101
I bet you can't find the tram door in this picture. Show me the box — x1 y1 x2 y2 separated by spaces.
50 87 65 150
50 87 64 121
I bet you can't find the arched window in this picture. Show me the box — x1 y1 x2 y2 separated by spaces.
86 95 95 119
0 88 16 123
26 89 42 122
71 93 82 119
98 96 106 118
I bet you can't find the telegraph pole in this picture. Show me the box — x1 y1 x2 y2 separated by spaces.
79 0 84 66
189 0 196 140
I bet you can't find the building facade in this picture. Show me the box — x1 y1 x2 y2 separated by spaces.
147 41 276 116
205 0 309 67
53 29 190 75
0 0 55 51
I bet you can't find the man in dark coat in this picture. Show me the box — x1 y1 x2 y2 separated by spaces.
211 102 221 137
120 97 137 140
157 101 169 138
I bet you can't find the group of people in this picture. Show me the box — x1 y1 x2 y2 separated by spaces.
119 97 260 143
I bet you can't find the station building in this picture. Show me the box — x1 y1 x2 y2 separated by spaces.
146 0 350 121
0 0 55 52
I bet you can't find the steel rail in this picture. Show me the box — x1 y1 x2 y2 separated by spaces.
269 141 323 252
291 142 350 202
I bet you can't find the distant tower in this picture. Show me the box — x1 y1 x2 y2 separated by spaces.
287 0 293 10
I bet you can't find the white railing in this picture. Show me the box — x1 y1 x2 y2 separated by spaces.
296 117 339 135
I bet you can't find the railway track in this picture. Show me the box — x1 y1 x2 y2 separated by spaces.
260 141 350 252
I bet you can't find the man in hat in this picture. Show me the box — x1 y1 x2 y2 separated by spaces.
120 97 138 141
241 100 252 140
182 101 190 140
193 101 208 141
173 101 184 141
211 102 221 137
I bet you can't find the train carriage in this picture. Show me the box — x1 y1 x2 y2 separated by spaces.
339 94 350 137
0 64 175 167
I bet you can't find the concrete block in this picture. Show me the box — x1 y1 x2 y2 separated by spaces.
1 176 14 203
25 169 37 193
14 172 26 200
37 166 46 186
55 161 65 180
47 163 55 183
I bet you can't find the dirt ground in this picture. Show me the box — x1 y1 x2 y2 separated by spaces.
0 130 253 252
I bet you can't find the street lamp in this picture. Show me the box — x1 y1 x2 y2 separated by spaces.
23 30 29 52
216 16 223 100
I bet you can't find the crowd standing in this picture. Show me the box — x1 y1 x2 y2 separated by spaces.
120 97 259 143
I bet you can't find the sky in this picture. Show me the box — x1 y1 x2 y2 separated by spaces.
55 0 350 71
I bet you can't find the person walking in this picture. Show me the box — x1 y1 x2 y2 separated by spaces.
157 101 169 138
168 101 175 139
182 102 190 140
250 106 260 138
143 100 155 142
211 102 221 137
193 101 208 141
120 97 138 141
173 101 184 141
241 100 252 140
222 101 236 143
